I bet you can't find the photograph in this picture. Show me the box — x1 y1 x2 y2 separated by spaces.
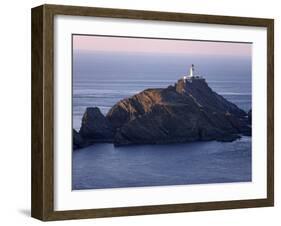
72 35 252 190
30 3 274 221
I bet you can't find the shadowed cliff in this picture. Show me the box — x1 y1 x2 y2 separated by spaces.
74 77 251 148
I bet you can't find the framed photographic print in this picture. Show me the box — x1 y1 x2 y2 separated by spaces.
31 4 274 221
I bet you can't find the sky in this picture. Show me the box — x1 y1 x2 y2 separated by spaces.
72 35 252 57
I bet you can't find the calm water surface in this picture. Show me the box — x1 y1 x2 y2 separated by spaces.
73 137 251 189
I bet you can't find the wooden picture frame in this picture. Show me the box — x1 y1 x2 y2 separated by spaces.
31 4 274 221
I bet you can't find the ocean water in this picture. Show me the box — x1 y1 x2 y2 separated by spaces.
72 51 252 190
73 137 251 189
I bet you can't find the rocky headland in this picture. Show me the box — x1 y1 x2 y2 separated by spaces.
73 77 251 149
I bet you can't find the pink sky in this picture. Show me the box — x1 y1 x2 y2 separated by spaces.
73 35 251 57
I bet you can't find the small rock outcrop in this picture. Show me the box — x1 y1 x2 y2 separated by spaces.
248 109 252 124
73 129 84 150
79 107 114 142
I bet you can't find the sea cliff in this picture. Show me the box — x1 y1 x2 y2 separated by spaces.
73 77 251 149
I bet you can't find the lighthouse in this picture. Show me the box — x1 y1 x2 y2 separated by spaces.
182 64 204 82
183 64 195 81
189 64 195 78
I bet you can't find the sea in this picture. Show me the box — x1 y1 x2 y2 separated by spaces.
72 51 252 190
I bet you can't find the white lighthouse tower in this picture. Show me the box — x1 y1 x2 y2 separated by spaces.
182 64 204 82
183 64 196 81
189 64 195 78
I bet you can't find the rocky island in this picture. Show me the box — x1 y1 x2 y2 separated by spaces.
73 65 251 149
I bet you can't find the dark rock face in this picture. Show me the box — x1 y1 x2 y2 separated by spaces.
73 129 84 150
74 77 251 148
175 78 246 117
107 78 251 146
79 107 114 142
248 109 252 124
